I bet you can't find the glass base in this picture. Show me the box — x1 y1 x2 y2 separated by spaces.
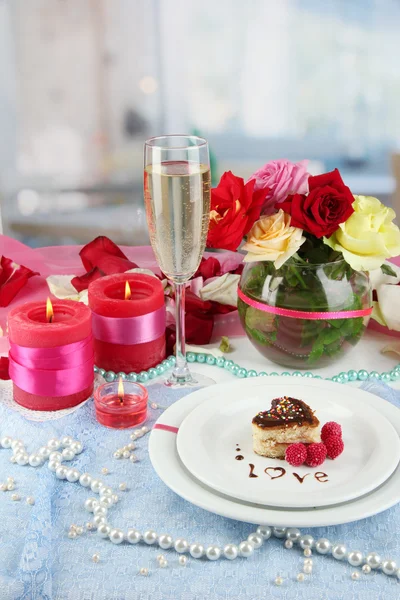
164 371 215 389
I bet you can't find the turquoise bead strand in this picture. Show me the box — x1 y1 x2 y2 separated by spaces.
94 353 400 385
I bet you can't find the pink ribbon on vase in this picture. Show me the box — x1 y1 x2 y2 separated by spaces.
8 335 94 396
237 288 373 320
91 306 166 345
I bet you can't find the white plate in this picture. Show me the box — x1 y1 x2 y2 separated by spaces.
176 383 400 508
149 378 400 527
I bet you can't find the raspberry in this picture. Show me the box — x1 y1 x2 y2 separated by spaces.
285 443 307 467
324 435 344 459
305 443 327 467
321 421 342 443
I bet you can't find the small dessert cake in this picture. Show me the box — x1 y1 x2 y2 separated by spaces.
252 397 320 459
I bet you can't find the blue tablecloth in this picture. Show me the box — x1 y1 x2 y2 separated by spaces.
0 380 400 600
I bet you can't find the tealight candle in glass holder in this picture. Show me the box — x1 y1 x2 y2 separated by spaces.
94 379 148 429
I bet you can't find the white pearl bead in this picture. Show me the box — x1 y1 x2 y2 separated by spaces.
239 541 254 558
113 451 122 459
0 437 12 448
100 496 113 508
190 543 205 559
297 573 305 582
299 535 314 549
143 530 158 545
7 482 15 491
396 568 400 579
93 505 107 517
284 540 293 549
92 553 100 563
7 477 14 483
55 466 68 480
315 538 331 554
11 493 21 501
0 483 7 492
26 497 35 505
84 498 98 512
348 551 364 567
223 544 238 560
129 454 138 463
127 443 135 451
362 564 371 574
286 528 301 541
100 487 113 496
66 468 80 483
68 530 77 539
9 457 16 464
273 527 287 539
304 558 313 566
86 523 94 531
101 467 109 476
206 546 221 561
38 447 51 458
123 451 131 459
179 555 188 566
28 454 42 467
247 533 263 549
275 576 283 586
79 473 92 487
93 515 107 527
16 453 29 466
49 451 62 462
126 529 141 544
332 544 347 560
382 560 397 576
366 552 381 569
159 559 168 568
61 436 73 447
76 526 83 536
139 567 149 576
47 460 59 472
70 441 83 454
304 548 312 558
256 525 272 540
158 534 173 549
141 426 149 433
62 448 75 461
90 479 102 493
111 494 119 504
109 528 124 544
303 564 312 574
11 439 23 450
174 538 189 553
48 438 61 450
351 571 361 580
97 524 111 538
118 483 127 491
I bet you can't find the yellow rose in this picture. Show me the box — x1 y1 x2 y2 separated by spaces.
324 195 400 271
242 210 305 268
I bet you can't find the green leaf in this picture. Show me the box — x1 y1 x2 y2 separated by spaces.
245 326 273 346
308 343 324 364
381 263 397 278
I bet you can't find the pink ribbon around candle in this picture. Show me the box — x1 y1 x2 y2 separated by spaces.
91 306 166 345
237 288 373 320
154 424 179 434
9 335 94 396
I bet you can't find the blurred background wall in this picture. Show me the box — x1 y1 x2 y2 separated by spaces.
1 0 400 247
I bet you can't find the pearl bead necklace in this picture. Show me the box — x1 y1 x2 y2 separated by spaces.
1 435 399 580
95 354 400 386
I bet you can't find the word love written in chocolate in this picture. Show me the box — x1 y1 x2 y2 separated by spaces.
248 464 329 484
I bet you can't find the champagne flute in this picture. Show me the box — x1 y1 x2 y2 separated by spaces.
144 135 213 387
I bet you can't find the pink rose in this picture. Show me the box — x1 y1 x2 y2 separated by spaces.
248 159 310 215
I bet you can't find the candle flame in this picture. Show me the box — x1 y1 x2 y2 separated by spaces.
46 298 54 323
125 281 131 300
118 377 124 405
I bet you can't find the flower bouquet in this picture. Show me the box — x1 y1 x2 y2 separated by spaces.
207 161 400 368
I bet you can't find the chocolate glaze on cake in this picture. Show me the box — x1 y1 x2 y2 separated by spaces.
252 397 317 429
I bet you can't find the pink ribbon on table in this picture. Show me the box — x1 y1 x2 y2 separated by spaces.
237 288 373 321
91 306 166 345
8 335 94 396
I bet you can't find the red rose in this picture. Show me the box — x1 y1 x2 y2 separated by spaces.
0 256 39 307
279 169 354 238
194 257 221 280
207 171 267 251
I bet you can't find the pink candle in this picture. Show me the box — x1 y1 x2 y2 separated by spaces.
88 273 166 373
8 300 94 411
94 379 148 429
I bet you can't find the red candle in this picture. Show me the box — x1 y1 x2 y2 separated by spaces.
94 379 148 429
8 299 94 411
88 273 166 373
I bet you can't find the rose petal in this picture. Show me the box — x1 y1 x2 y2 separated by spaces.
381 342 400 356
0 356 10 380
194 257 221 280
71 267 104 292
376 284 400 330
199 273 240 306
79 236 138 274
0 256 39 307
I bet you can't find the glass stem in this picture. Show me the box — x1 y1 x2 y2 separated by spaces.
172 282 192 382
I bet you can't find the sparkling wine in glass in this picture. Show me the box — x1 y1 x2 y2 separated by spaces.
144 135 213 387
